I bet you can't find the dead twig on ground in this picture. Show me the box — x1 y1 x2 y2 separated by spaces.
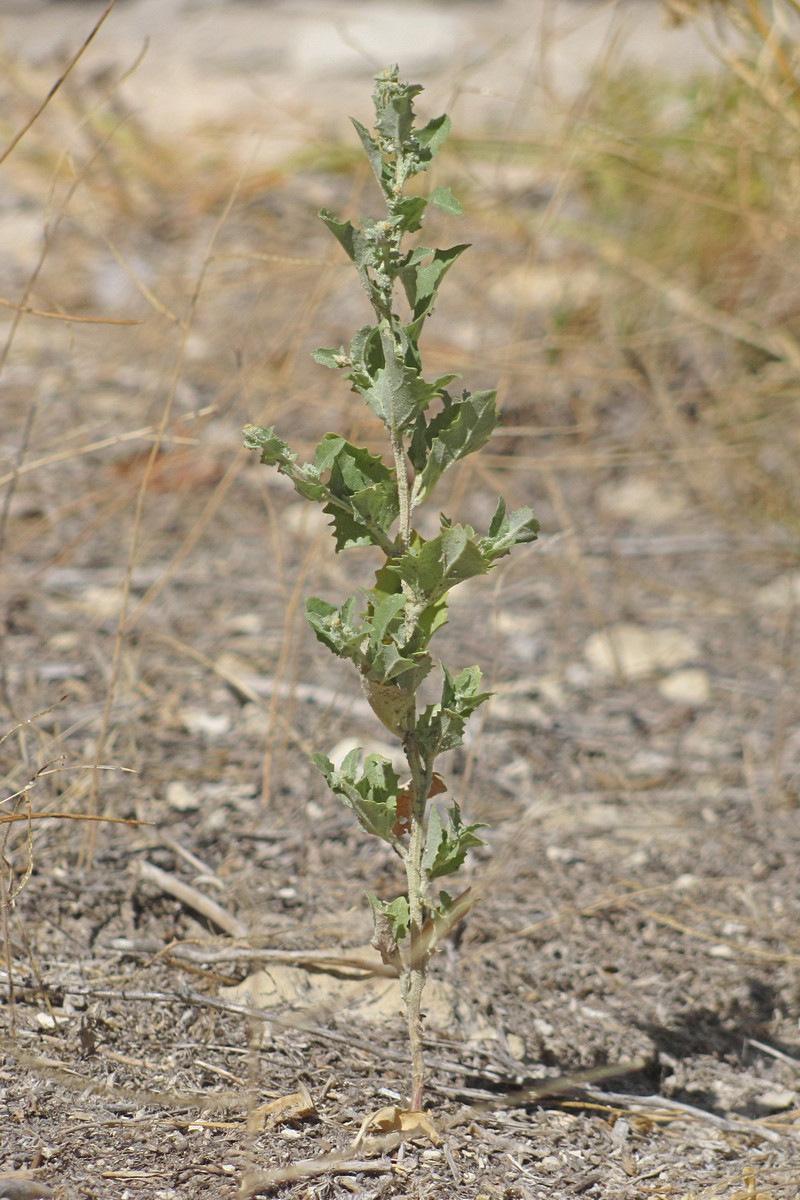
138 860 249 939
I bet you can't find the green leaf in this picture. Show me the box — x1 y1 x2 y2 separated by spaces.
393 194 428 232
416 665 492 754
367 640 425 687
318 209 374 296
344 324 383 393
440 522 488 585
395 525 490 599
399 245 469 339
243 424 327 502
422 801 486 879
372 67 422 146
367 592 406 643
311 434 399 551
348 485 399 546
351 117 387 191
242 423 294 465
311 346 349 370
414 390 497 501
361 326 440 432
414 113 451 160
421 803 445 875
428 185 462 216
478 498 540 563
314 434 389 490
412 597 449 648
368 893 410 945
305 596 365 664
318 209 370 269
313 750 400 843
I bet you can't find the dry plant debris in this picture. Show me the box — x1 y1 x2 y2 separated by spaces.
2 1 800 1197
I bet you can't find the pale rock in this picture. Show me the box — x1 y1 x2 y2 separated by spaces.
179 708 231 737
78 585 124 620
0 211 43 271
657 668 710 705
585 623 699 681
755 1088 797 1112
203 807 229 833
166 781 200 812
754 571 800 611
506 1034 527 1061
241 703 268 736
564 662 593 689
487 693 549 727
293 4 463 74
489 265 602 313
610 1117 631 1144
48 632 81 651
537 673 568 709
625 849 650 869
597 477 688 525
37 663 87 681
221 961 496 1045
546 844 582 864
90 253 153 311
226 612 262 635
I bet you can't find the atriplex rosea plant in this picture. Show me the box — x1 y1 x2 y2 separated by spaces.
244 66 538 1110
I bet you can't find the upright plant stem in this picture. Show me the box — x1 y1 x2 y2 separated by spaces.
403 813 426 1110
402 735 431 1110
389 392 429 1107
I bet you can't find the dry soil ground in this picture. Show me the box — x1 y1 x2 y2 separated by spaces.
2 2 800 1199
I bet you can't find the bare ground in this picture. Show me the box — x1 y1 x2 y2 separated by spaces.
2 14 800 1200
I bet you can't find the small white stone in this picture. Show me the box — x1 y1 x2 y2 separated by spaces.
585 623 699 681
610 1117 631 1144
166 781 200 812
226 612 262 634
489 265 602 312
179 708 231 738
78 585 124 620
658 668 710 705
539 1155 561 1173
546 844 582 864
202 808 229 833
754 571 800 611
756 1088 797 1111
506 1034 526 1060
598 477 688 525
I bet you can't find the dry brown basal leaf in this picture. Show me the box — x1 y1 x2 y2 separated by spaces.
354 1104 439 1147
247 1081 316 1133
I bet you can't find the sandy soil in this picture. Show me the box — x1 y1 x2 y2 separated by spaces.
2 2 800 1198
